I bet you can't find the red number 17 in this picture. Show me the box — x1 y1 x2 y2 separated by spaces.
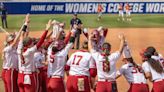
72 55 83 65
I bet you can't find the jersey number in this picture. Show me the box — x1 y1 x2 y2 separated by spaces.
72 55 83 65
102 61 110 72
50 55 55 63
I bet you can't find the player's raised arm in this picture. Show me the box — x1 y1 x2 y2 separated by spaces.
46 20 59 39
36 20 52 49
64 31 72 44
97 26 108 37
88 33 94 51
118 34 126 54
11 14 30 47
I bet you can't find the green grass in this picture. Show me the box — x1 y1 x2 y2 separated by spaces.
0 14 164 32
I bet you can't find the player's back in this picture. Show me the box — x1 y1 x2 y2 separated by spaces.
125 63 147 84
68 50 93 76
118 63 147 84
142 61 164 81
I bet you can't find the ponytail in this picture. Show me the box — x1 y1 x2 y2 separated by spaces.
147 58 164 74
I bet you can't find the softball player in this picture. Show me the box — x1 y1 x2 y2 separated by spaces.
142 51 164 92
116 42 149 92
118 3 124 21
146 46 164 68
47 30 76 92
1 14 30 92
34 46 47 92
88 33 125 92
17 19 51 92
125 3 131 21
2 34 19 92
97 4 103 21
65 41 96 92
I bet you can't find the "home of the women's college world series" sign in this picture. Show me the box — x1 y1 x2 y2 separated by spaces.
1 2 164 14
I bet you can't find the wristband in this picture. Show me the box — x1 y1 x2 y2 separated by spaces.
69 37 75 43
22 25 27 32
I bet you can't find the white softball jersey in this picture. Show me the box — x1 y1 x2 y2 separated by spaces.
3 45 18 69
17 41 37 72
151 54 164 68
142 61 164 81
66 50 96 76
117 63 147 84
47 43 73 77
91 50 121 81
34 52 45 68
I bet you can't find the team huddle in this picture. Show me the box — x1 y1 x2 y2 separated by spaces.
1 14 164 92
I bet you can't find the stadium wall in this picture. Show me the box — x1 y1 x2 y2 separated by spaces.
1 0 164 14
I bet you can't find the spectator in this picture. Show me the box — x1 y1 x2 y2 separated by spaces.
0 3 8 28
70 13 83 49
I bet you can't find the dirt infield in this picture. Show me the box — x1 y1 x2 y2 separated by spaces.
0 28 164 92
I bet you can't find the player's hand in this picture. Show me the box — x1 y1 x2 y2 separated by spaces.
118 33 125 41
51 19 59 25
25 13 30 24
97 26 103 32
46 20 52 30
